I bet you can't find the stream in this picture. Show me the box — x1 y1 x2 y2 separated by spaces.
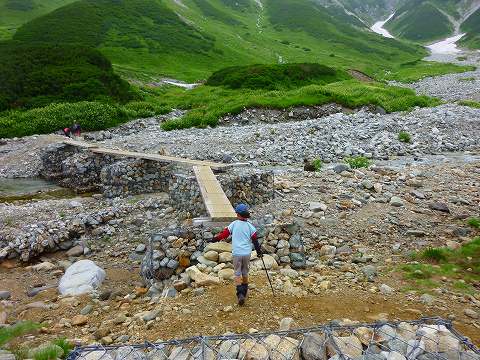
0 178 82 202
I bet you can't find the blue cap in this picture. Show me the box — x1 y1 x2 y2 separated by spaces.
234 203 249 215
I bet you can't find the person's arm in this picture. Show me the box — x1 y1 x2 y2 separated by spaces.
251 232 263 257
210 227 230 243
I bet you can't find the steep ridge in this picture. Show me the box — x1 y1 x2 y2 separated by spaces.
10 0 426 80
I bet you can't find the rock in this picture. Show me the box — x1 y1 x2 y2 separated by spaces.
377 325 397 342
185 266 220 286
301 333 326 360
419 294 434 305
66 245 84 257
279 317 295 331
80 304 93 315
205 242 232 253
406 339 425 360
464 309 479 319
0 311 7 325
327 336 363 358
203 251 219 262
162 287 177 298
0 350 15 360
58 260 106 296
113 314 127 325
319 245 336 257
136 244 146 253
197 256 217 267
361 265 377 281
319 280 331 290
251 255 278 271
379 284 394 295
32 261 56 271
280 268 299 278
115 346 147 360
264 335 299 360
99 289 112 301
218 268 235 281
309 202 328 212
218 252 233 263
71 314 88 326
219 340 240 359
334 164 350 173
239 339 269 360
389 196 404 207
78 350 114 360
0 291 11 300
168 347 190 360
143 309 162 322
388 339 408 355
418 325 460 353
354 327 375 346
386 352 406 360
173 280 188 292
429 202 450 213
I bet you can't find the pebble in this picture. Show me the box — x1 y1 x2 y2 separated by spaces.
0 291 11 300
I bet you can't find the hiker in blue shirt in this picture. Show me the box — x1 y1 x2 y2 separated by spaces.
209 203 262 305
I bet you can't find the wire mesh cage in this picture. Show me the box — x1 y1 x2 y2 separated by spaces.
68 317 479 360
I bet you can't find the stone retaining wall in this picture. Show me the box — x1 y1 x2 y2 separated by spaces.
141 219 307 291
40 144 274 218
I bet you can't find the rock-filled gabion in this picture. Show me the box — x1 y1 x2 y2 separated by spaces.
40 144 274 218
140 219 306 288
70 318 480 360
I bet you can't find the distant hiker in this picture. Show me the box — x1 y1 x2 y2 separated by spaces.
303 158 316 172
209 203 262 305
71 123 82 137
63 127 72 138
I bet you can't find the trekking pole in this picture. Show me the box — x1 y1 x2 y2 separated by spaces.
261 256 275 296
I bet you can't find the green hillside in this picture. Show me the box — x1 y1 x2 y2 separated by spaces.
385 1 454 43
0 0 76 40
460 8 480 49
11 0 429 81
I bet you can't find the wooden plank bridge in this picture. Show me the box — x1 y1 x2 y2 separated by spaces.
62 138 237 221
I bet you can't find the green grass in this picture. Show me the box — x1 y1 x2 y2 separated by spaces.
401 237 480 294
467 217 480 229
312 159 323 171
458 77 476 82
380 60 475 83
0 321 40 347
344 156 371 169
459 100 480 109
398 131 411 143
158 79 440 130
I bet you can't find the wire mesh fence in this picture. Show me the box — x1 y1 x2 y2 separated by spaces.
67 317 479 360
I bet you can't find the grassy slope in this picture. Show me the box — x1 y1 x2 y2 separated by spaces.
385 1 454 43
11 0 433 82
0 0 76 40
460 8 480 49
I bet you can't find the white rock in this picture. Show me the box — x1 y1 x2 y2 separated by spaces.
58 260 106 296
250 255 278 271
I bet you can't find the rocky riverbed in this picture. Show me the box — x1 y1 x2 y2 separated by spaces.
1 58 480 354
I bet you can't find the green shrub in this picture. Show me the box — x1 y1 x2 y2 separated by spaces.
398 131 411 143
459 100 480 109
467 217 480 229
312 159 323 171
205 63 351 90
0 42 136 111
344 156 371 169
421 247 447 262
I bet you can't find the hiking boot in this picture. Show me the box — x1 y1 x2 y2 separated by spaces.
242 283 249 298
236 285 245 306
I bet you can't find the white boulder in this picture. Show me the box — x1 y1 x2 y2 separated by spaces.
58 260 106 296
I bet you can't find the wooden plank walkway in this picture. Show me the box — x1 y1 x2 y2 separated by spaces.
193 165 237 222
62 138 228 169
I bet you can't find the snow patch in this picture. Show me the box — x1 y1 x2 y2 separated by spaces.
427 34 466 54
371 13 395 39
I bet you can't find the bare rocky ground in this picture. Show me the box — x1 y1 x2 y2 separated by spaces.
1 56 480 352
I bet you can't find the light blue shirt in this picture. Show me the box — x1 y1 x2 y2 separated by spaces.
228 220 257 256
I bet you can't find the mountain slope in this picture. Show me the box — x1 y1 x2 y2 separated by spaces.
384 0 480 45
11 0 427 81
0 0 76 40
459 7 480 48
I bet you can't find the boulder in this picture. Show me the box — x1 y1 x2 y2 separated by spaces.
239 339 269 360
197 256 217 267
390 197 404 207
58 260 106 296
205 242 232 253
114 346 147 360
327 336 363 359
429 202 450 213
251 255 278 271
168 346 190 360
185 266 220 286
66 245 84 257
279 317 295 331
301 333 326 360
264 335 300 360
218 268 235 281
218 252 233 263
219 340 240 359
203 251 219 262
